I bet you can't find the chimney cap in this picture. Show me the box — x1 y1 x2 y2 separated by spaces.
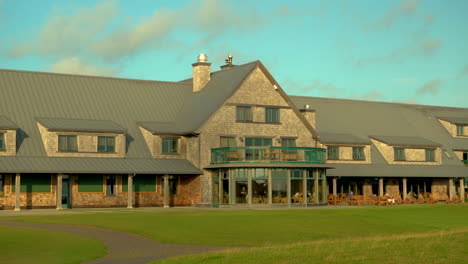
197 53 208 63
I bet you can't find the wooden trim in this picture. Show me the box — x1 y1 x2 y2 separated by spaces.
226 103 291 109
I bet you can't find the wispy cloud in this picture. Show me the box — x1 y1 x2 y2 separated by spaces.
285 77 342 95
457 65 468 79
393 98 418 104
50 56 119 76
352 90 386 101
355 37 442 67
416 79 441 95
366 0 419 30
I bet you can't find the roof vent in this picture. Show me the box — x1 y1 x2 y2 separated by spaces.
220 55 236 70
197 53 208 63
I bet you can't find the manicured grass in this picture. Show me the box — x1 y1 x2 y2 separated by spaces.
8 204 468 247
153 230 468 264
0 225 106 264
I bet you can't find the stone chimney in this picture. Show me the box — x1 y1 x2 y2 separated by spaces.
220 55 236 70
299 104 316 129
192 53 211 93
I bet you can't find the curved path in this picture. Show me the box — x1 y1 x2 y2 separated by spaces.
0 219 232 264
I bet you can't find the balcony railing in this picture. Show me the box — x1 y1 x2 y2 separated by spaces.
211 146 326 164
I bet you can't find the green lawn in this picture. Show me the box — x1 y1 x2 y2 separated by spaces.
7 204 468 247
0 225 106 264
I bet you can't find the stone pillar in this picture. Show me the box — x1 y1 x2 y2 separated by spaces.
231 170 236 204
448 178 454 200
332 177 337 196
268 169 272 204
247 169 252 205
164 175 169 208
287 170 291 205
378 177 384 197
56 174 62 210
303 170 307 205
321 171 327 203
218 174 223 204
127 174 133 208
14 173 21 211
459 178 465 203
403 178 407 199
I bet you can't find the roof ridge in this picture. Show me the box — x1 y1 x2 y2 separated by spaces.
0 68 193 85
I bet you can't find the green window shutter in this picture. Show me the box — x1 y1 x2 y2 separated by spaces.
122 175 157 192
78 174 103 192
0 133 4 150
12 174 51 192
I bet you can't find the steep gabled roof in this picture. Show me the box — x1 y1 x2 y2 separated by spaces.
0 115 18 130
370 135 441 147
37 118 126 133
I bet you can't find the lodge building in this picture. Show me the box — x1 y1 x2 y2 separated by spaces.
0 54 466 210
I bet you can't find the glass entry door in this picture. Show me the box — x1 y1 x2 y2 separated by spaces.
62 175 71 208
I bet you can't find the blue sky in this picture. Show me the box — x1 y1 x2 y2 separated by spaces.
1 0 467 107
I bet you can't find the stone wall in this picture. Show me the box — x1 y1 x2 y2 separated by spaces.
37 123 126 158
0 174 56 209
431 178 448 200
386 178 400 197
0 129 17 156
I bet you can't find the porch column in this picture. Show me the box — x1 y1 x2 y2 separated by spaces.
314 169 319 203
378 177 384 197
230 170 235 204
218 174 223 205
127 174 133 208
163 175 170 208
287 170 291 205
56 174 62 210
402 177 407 199
14 173 21 211
332 177 337 196
268 169 272 204
448 178 454 200
460 178 465 203
247 169 252 205
321 171 327 203
303 169 307 205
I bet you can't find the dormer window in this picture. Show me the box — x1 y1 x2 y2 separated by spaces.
98 136 115 152
352 147 365 160
162 137 179 154
58 135 78 152
327 146 339 160
425 149 435 162
0 133 4 150
236 106 253 122
394 147 406 161
457 125 464 136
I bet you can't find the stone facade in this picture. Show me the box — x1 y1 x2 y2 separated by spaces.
0 129 16 156
37 123 126 158
438 119 468 138
324 145 371 164
0 174 56 209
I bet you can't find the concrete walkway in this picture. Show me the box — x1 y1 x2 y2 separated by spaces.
0 219 232 264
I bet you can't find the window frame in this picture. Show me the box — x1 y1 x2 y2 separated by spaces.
106 175 116 196
327 146 339 160
352 147 366 160
0 132 5 150
220 136 236 148
265 107 280 123
58 135 78 152
162 137 179 154
425 148 435 162
236 106 253 122
456 125 464 136
394 147 406 161
98 136 116 153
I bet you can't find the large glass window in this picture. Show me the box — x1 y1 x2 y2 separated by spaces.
245 137 272 161
236 106 253 122
252 168 268 204
327 146 339 160
58 135 78 152
291 169 304 204
457 125 464 136
98 136 115 152
234 169 248 204
394 148 406 161
0 133 5 150
162 138 178 154
352 147 365 160
306 169 317 203
106 175 116 195
281 138 297 160
425 149 435 162
265 108 280 123
272 169 288 203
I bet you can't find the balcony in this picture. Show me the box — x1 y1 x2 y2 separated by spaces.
211 146 326 164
